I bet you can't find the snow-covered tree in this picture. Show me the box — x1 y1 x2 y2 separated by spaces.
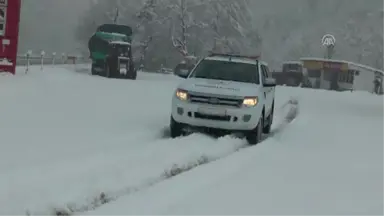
341 10 383 68
134 0 157 66
205 0 255 54
162 0 255 57
166 0 205 57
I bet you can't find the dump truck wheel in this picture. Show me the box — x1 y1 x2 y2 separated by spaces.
105 64 111 78
91 64 97 75
125 69 137 80
131 69 137 80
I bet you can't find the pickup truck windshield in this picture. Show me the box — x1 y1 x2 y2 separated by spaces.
189 59 259 84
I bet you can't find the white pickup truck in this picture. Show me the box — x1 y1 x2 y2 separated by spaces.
170 53 276 145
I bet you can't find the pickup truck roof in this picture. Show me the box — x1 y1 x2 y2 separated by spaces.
205 52 268 66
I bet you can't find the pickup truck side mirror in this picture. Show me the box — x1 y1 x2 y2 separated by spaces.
263 78 276 87
174 66 190 78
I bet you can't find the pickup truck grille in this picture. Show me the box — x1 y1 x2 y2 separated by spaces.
194 112 231 121
189 94 242 107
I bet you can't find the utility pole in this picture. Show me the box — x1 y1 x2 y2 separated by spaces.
325 44 335 59
321 34 337 90
113 7 119 24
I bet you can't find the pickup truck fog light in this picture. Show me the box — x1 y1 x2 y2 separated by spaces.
243 114 251 122
177 107 184 115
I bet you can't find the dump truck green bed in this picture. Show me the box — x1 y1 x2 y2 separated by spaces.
94 31 128 42
88 24 133 62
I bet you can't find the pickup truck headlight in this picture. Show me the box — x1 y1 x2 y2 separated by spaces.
176 89 188 101
243 97 258 107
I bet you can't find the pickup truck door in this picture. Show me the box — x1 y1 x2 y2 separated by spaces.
261 65 273 114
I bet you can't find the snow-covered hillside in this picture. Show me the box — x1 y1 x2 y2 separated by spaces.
0 65 382 215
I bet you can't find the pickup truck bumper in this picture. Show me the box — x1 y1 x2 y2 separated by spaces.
171 99 262 131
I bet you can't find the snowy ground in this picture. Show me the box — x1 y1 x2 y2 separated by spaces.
0 65 382 215
91 88 383 215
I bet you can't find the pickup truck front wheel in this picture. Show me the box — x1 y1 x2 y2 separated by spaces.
263 101 274 134
246 115 263 145
170 116 184 138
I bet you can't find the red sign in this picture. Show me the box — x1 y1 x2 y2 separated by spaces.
0 0 21 74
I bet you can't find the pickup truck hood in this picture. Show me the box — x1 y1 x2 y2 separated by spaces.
178 78 261 97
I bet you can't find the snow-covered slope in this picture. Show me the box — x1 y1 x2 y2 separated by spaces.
90 89 383 215
0 65 382 215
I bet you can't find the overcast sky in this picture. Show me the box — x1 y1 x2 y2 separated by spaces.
19 0 90 54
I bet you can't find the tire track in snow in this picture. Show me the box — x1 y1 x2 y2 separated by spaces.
28 99 299 216
28 134 246 216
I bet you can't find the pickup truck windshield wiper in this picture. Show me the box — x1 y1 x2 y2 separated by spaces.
194 75 208 79
195 75 222 80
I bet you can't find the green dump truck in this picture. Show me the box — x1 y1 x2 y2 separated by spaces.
88 24 137 79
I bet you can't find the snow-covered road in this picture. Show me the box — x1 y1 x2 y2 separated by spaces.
0 65 382 215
